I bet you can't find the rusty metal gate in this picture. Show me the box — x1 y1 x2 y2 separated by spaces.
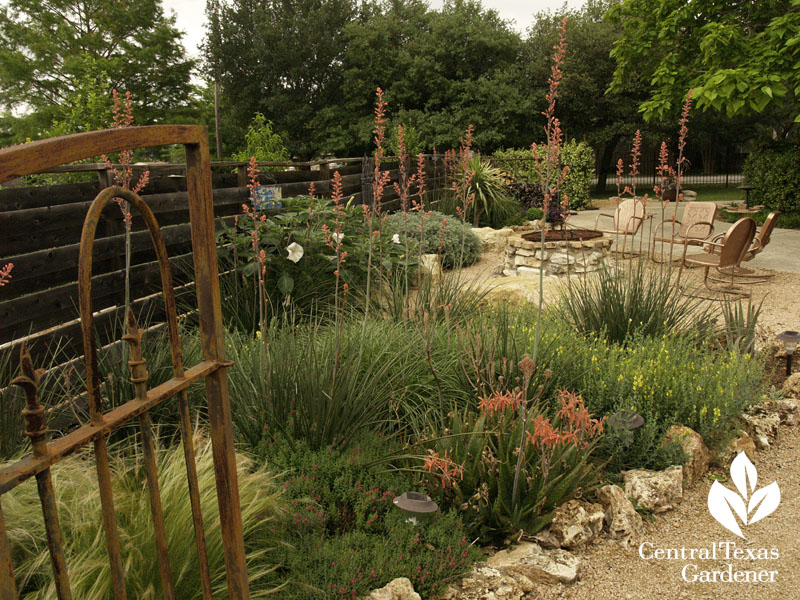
0 126 249 599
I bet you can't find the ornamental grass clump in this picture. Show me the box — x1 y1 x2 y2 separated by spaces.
3 436 287 599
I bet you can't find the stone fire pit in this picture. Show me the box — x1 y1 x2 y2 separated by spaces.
503 229 612 277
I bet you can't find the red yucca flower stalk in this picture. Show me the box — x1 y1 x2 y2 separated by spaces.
101 89 150 212
630 129 642 200
0 262 12 287
244 156 268 326
675 90 693 204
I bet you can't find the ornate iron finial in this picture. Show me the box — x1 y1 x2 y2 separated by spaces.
11 343 49 456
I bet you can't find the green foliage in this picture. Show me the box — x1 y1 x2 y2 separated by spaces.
525 207 544 221
261 434 479 597
561 140 595 210
4 437 286 598
742 141 800 214
226 318 460 451
0 0 195 143
454 156 521 227
558 261 717 344
230 113 290 166
720 297 763 356
608 0 800 125
385 211 482 269
493 141 594 210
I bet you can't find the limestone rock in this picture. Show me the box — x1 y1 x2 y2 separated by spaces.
418 254 442 284
366 577 420 600
719 432 757 464
776 398 799 425
741 412 780 449
486 542 581 584
478 279 542 306
623 466 683 513
662 425 710 487
549 252 576 266
516 266 542 277
595 484 642 548
535 500 604 549
437 564 533 600
783 373 800 399
472 227 515 252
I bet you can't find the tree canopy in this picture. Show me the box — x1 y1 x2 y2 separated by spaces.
0 0 196 143
608 0 800 133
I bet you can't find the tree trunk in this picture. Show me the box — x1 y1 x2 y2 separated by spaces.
595 135 622 195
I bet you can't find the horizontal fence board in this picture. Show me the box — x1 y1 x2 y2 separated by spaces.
0 251 195 344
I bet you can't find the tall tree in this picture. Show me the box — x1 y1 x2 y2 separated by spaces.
521 0 643 192
0 0 195 138
608 0 800 135
205 0 361 159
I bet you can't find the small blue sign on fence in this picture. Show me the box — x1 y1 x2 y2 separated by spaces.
252 185 282 211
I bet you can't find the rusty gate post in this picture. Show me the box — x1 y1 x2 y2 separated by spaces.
185 138 250 599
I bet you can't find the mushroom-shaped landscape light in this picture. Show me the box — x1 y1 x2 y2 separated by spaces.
393 491 438 526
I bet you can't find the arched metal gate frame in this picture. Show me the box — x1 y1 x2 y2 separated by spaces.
0 126 249 599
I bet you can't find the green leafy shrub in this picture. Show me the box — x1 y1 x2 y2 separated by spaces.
548 333 765 467
4 436 286 599
742 141 800 214
385 211 482 269
230 113 290 167
525 207 544 221
262 435 479 598
217 195 410 328
493 141 595 210
420 388 604 541
558 261 716 344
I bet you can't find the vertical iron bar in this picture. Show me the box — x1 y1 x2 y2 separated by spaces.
11 345 72 600
122 312 175 600
79 196 127 600
0 501 17 600
185 139 250 599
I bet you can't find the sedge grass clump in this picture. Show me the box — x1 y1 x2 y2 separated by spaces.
557 259 716 344
3 435 287 599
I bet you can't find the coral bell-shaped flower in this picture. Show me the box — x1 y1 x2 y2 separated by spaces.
286 242 304 263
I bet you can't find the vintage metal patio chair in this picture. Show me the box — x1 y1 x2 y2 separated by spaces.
708 211 781 283
675 217 757 297
650 201 717 263
0 126 250 599
594 197 647 258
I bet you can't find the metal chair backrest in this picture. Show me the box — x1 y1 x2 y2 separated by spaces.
615 198 645 233
0 126 249 600
752 211 781 257
678 201 717 239
719 218 757 269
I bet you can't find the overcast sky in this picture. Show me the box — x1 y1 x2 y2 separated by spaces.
162 0 587 61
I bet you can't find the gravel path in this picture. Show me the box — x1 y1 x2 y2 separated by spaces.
533 424 800 600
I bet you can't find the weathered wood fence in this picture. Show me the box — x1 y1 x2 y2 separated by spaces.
0 156 447 365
